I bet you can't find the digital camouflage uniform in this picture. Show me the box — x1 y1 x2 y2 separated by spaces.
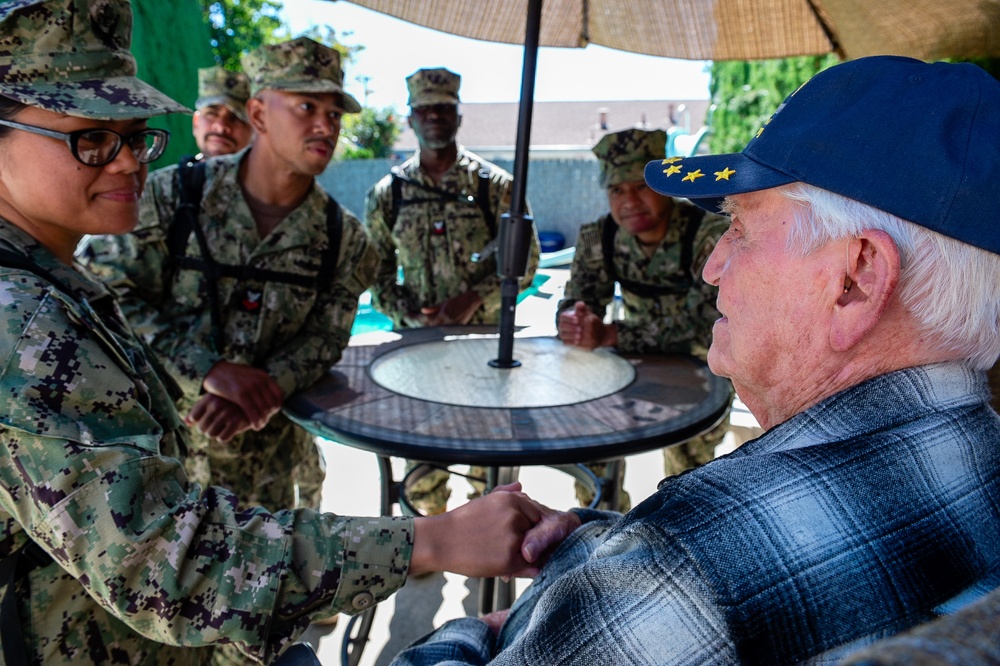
81 39 374 517
556 129 732 509
82 147 379 514
364 69 539 329
364 69 540 514
0 220 413 665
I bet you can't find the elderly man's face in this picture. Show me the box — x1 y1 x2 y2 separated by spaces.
702 188 845 407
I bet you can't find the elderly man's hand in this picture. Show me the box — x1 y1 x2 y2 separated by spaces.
558 301 617 349
185 393 252 443
516 502 582 575
202 361 284 431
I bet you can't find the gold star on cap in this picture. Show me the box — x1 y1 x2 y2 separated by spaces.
682 169 705 183
661 157 683 164
714 167 736 181
662 164 682 176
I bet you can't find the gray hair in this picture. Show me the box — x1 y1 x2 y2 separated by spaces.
778 183 1000 370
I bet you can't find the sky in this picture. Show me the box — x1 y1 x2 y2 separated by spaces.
276 0 712 111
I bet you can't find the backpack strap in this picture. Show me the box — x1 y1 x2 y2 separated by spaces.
317 196 343 288
388 166 497 238
476 165 497 237
0 539 52 666
599 211 704 299
168 158 207 259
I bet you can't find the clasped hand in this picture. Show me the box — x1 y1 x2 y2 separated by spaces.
185 361 284 442
557 300 616 349
409 482 581 580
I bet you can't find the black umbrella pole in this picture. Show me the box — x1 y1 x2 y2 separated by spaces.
491 211 534 368
490 277 521 369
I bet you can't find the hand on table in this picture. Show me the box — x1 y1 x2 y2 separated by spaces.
417 290 484 326
557 301 617 349
202 361 284 431
185 393 252 443
409 482 579 579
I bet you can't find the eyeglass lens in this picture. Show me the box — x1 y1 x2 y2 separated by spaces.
74 129 166 166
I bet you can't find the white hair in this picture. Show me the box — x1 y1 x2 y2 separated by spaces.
777 183 1000 370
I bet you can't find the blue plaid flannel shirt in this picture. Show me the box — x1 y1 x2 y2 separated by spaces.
392 362 1000 665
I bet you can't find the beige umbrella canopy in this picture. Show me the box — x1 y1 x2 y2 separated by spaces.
338 0 1000 61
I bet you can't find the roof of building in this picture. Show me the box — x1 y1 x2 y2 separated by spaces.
393 99 712 155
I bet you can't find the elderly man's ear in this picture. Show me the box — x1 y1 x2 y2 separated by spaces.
830 230 901 352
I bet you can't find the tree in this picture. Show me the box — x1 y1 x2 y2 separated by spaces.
200 0 400 159
707 55 838 154
339 107 401 160
202 0 284 71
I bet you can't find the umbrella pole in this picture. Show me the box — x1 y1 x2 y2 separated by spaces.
491 0 542 369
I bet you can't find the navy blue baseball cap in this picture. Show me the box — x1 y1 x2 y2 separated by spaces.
644 56 1000 255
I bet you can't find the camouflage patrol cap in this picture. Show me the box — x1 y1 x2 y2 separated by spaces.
0 0 189 120
195 67 249 122
406 68 460 108
242 36 361 113
593 128 667 187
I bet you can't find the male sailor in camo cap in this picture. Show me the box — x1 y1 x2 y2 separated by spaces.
190 66 251 159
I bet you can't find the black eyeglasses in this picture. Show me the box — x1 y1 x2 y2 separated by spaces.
0 118 170 166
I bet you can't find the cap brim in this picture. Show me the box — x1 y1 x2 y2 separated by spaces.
257 80 362 113
644 153 795 213
195 95 248 122
0 75 190 120
409 95 460 108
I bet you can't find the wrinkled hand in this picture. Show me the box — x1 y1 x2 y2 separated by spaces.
420 290 484 326
558 301 614 349
202 361 284 431
185 393 252 443
515 500 581 577
411 482 544 579
480 609 510 637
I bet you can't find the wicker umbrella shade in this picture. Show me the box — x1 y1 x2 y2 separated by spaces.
338 0 1000 61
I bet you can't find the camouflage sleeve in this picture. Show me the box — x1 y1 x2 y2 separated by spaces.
263 213 380 396
556 219 614 322
363 179 417 328
0 279 412 662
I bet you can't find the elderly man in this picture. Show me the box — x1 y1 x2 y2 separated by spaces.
557 128 731 510
190 66 252 159
389 55 1000 665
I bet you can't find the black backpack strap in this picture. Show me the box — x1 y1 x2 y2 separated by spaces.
476 165 497 238
317 197 343 287
600 215 619 283
389 170 404 232
678 207 705 284
168 159 224 353
388 166 497 237
168 158 207 259
600 213 701 298
1 539 53 666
